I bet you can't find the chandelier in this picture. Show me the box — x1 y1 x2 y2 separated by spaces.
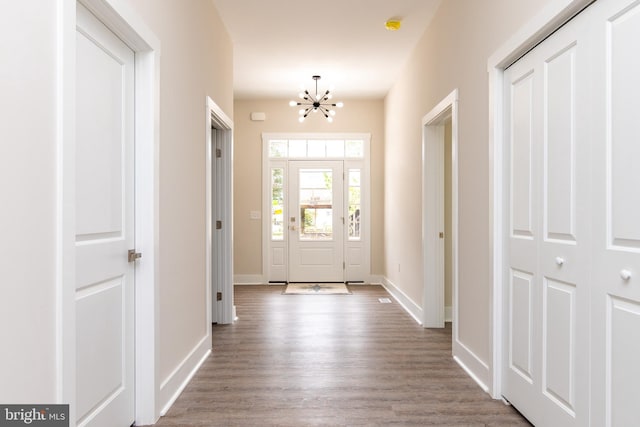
289 75 343 123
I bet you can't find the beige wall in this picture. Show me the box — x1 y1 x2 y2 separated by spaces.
0 0 233 407
233 99 385 278
384 0 554 367
127 0 233 384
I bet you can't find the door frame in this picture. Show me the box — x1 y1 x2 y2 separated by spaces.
261 133 371 284
59 0 161 425
487 0 593 399
421 89 459 329
206 97 235 324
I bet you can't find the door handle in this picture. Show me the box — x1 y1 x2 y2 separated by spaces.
620 269 632 281
128 249 142 263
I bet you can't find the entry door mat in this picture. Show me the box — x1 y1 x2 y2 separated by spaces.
283 283 352 295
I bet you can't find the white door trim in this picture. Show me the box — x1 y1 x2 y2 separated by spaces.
206 97 235 324
487 0 593 399
261 133 371 283
59 0 161 425
422 89 459 329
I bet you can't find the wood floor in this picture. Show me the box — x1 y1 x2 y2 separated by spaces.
153 285 530 426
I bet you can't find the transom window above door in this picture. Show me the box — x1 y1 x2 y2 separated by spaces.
268 138 364 159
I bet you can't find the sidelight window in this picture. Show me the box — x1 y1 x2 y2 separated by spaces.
271 168 284 240
348 169 361 240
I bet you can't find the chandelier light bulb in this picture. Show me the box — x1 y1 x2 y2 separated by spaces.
298 109 305 115
336 102 344 108
327 116 334 123
330 110 336 116
289 100 297 107
298 116 305 123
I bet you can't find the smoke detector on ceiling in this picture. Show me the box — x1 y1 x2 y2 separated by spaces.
385 18 402 31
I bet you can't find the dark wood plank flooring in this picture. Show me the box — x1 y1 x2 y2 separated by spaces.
153 285 530 426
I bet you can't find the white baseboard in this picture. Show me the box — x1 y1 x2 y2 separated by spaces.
380 277 490 396
380 276 423 325
234 275 384 285
159 335 211 416
234 274 264 284
453 338 491 394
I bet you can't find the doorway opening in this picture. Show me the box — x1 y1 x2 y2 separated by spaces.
421 89 459 331
206 97 234 325
262 133 371 283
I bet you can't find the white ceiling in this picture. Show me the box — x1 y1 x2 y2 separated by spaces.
212 0 442 99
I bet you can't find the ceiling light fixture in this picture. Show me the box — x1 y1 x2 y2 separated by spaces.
289 75 343 123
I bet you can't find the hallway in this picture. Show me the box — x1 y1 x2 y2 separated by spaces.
154 285 530 426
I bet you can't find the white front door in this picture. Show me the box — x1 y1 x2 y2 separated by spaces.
502 9 590 426
75 4 135 426
288 161 344 282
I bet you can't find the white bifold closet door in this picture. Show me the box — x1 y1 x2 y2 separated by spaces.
503 0 640 426
503 9 590 426
588 0 640 426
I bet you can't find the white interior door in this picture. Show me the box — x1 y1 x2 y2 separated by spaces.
502 10 590 426
75 4 135 426
589 0 640 425
288 161 344 282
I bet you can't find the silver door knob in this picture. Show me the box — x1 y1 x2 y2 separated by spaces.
555 257 565 266
620 269 632 281
128 249 142 262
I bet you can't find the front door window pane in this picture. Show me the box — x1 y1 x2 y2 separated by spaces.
299 169 332 240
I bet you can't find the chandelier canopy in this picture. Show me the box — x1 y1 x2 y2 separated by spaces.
289 75 343 123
